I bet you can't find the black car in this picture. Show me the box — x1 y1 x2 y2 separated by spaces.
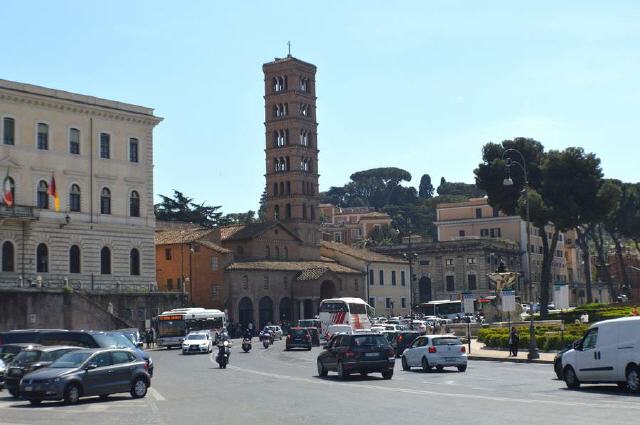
286 327 312 351
4 346 79 397
19 348 151 405
391 331 420 358
305 327 321 346
317 333 395 380
0 343 40 365
0 330 153 377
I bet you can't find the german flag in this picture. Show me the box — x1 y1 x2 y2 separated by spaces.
49 173 60 212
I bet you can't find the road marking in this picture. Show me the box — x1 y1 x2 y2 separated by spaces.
149 387 166 401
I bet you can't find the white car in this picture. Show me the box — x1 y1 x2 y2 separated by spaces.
401 335 467 372
182 332 213 354
561 317 640 392
370 326 386 333
383 324 400 332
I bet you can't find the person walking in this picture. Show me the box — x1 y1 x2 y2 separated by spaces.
145 329 153 349
508 327 519 357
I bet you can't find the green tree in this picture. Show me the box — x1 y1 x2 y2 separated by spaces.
418 174 434 199
436 181 485 198
349 167 413 209
258 187 268 221
365 224 400 247
155 190 225 228
221 210 257 225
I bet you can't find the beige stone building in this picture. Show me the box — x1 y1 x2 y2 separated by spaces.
0 79 161 289
321 241 410 316
435 197 568 301
320 204 392 246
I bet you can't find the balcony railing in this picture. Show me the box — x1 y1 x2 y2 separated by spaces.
0 205 36 220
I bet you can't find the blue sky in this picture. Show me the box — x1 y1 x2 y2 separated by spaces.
1 1 638 213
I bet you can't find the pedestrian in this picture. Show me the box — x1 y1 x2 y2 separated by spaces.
508 327 519 357
145 329 153 349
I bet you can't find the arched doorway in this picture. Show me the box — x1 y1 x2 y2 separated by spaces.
419 276 432 303
238 297 253 329
320 280 337 300
259 296 274 329
279 297 292 322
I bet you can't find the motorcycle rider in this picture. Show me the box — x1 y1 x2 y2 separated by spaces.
243 328 252 341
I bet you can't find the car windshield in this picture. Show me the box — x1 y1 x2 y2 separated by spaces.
94 333 136 349
432 337 462 346
11 350 41 365
0 345 23 355
352 335 389 348
187 334 206 340
50 352 92 368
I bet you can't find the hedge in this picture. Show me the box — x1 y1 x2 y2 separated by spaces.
478 325 586 351
545 304 640 324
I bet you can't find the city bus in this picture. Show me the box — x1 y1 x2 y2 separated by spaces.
318 297 373 338
155 308 226 348
417 300 463 320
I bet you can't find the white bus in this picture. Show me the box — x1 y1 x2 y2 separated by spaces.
155 308 226 348
417 300 463 320
318 298 373 338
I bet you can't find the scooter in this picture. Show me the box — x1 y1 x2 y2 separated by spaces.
242 338 252 353
262 336 272 349
216 341 231 368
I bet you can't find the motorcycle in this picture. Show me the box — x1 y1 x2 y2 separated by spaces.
262 335 272 349
216 341 231 368
241 338 252 353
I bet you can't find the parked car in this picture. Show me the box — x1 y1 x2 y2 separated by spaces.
561 317 640 391
317 332 395 380
0 358 6 391
286 327 312 351
0 343 40 365
306 327 321 346
19 348 151 405
0 330 154 377
4 346 80 397
401 335 467 372
113 328 144 348
181 332 213 354
391 331 420 358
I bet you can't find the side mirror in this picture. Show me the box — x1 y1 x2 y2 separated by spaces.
85 363 98 371
572 341 582 351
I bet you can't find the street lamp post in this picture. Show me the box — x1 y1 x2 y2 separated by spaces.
502 148 539 360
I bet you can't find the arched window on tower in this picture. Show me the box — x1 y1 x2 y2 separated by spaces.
285 129 289 145
302 203 307 219
286 203 291 219
286 181 291 194
273 131 279 147
300 77 308 92
273 158 279 172
285 157 290 171
274 205 280 220
311 205 316 220
273 183 278 196
279 182 284 195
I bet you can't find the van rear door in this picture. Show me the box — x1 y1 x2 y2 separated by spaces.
616 321 639 381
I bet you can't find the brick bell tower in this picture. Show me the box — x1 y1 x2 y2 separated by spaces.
263 54 320 252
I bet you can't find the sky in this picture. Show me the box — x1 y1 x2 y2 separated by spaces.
1 1 639 214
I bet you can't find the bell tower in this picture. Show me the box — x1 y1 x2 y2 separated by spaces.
263 55 320 250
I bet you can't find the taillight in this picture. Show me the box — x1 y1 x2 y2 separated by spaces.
345 351 355 358
428 346 437 353
398 336 403 342
461 346 466 353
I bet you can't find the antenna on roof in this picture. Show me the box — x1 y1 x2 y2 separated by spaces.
287 40 292 57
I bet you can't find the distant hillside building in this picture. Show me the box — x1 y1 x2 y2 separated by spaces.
320 204 392 246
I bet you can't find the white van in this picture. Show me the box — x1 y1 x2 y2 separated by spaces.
561 316 640 392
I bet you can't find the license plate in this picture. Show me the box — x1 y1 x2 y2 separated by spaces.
364 353 378 358
24 386 32 392
445 357 457 362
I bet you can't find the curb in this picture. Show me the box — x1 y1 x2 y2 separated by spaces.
468 355 553 365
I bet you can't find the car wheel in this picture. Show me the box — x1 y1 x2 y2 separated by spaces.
9 388 19 398
564 366 580 389
64 383 81 405
401 356 410 371
554 360 563 380
458 365 467 373
421 357 431 373
436 365 444 372
131 377 148 399
381 370 393 380
29 399 42 405
337 361 348 380
626 365 640 393
317 360 327 377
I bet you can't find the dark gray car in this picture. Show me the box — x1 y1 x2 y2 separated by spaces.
19 348 151 405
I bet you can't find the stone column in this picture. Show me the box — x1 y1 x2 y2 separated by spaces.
299 299 305 320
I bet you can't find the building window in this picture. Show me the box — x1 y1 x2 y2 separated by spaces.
538 246 543 254
165 248 172 260
263 276 269 290
242 275 249 290
274 205 280 220
467 257 476 264
445 258 454 266
99 133 110 159
391 270 397 286
446 275 455 292
3 117 15 145
379 270 384 286
100 188 111 214
386 298 392 309
66 184 81 212
459 230 465 237
490 228 502 238
36 243 48 273
69 245 81 273
369 297 375 308
130 248 140 276
37 123 49 150
419 260 430 266
129 138 139 162
211 285 219 299
480 229 489 237
300 77 309 92
351 228 362 239
167 278 173 290
100 247 111 274
401 270 406 286
129 191 140 217
211 256 218 271
69 128 80 154
468 274 477 291
369 269 374 286
333 232 342 243
475 208 482 218
37 180 49 209
401 297 406 308
2 241 14 272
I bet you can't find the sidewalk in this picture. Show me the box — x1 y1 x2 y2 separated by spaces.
467 339 555 364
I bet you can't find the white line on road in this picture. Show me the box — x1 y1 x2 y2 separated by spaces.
149 387 166 401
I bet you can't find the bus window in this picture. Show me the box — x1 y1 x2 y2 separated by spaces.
348 303 367 314
319 302 348 312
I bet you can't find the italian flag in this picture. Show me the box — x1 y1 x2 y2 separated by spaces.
2 168 12 207
49 173 60 212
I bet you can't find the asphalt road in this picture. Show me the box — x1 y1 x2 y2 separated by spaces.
1 339 639 425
